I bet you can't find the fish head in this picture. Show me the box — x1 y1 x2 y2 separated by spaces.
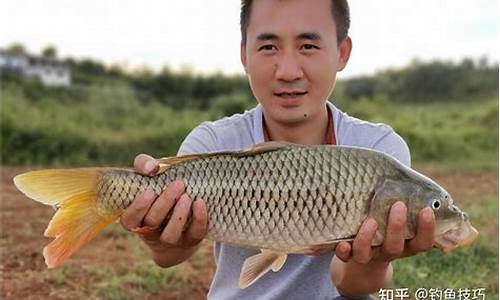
420 186 478 253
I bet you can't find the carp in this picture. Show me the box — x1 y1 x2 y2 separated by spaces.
14 142 478 288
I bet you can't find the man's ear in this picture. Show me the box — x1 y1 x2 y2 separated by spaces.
336 36 352 72
241 41 248 73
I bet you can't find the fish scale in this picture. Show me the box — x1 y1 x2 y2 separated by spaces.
94 145 388 252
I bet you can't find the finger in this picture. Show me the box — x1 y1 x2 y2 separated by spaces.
407 207 436 254
160 194 193 246
381 201 407 260
352 218 377 264
120 189 156 231
184 199 208 246
143 180 185 229
134 153 158 176
334 242 352 262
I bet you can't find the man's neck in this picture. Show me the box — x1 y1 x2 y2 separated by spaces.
263 107 330 145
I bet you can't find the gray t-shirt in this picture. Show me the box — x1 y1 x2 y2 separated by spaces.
178 102 410 300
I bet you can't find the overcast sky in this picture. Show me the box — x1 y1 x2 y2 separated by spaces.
0 0 498 78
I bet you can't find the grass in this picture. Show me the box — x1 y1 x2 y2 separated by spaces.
336 96 498 170
392 189 498 299
86 263 176 300
43 244 178 300
47 267 71 287
393 238 498 298
467 195 499 246
1 80 498 298
1 83 211 166
39 224 213 299
1 80 498 170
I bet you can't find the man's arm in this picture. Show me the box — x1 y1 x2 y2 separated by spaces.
120 154 208 268
331 202 435 298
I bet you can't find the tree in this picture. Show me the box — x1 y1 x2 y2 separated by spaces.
41 46 57 58
6 43 27 55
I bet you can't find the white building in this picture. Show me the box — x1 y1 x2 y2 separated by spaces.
0 51 71 87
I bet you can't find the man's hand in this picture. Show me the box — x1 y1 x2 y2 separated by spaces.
331 202 436 298
119 154 208 267
335 201 435 262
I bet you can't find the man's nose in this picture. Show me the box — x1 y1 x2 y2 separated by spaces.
275 52 304 82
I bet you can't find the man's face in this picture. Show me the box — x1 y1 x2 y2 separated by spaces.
241 0 351 125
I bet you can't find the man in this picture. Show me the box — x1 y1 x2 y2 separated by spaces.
120 0 436 298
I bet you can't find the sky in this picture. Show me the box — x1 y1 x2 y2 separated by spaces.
0 0 498 78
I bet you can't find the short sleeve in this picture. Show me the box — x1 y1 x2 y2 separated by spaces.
177 122 218 155
371 130 411 167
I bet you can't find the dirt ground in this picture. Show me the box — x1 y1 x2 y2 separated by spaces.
1 166 498 299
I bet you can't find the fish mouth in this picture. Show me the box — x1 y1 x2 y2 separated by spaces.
434 221 479 254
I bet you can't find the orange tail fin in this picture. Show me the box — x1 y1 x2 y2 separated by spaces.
13 168 119 268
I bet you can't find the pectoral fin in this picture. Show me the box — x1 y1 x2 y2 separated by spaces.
239 250 287 289
268 250 287 272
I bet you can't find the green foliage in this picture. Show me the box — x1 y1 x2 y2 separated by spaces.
129 68 251 109
336 96 499 169
1 48 498 169
4 43 27 55
2 75 498 169
1 82 210 166
341 58 499 102
211 92 254 118
41 45 57 58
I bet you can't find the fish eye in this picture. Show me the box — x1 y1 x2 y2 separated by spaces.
431 199 441 210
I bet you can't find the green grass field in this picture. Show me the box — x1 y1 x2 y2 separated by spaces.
2 81 498 170
1 79 498 299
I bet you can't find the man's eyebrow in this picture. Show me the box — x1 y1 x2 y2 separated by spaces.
297 32 322 41
255 32 322 42
256 33 279 41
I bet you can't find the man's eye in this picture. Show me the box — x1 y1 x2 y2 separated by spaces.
302 44 319 50
259 45 276 51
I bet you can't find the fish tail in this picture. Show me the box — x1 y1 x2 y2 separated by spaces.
13 168 119 268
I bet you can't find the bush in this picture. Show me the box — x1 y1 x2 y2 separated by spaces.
211 92 254 117
0 82 209 166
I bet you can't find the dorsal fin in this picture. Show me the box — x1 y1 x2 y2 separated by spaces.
237 141 290 156
154 142 291 174
155 153 208 174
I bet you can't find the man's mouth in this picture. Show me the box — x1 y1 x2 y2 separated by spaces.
274 91 308 98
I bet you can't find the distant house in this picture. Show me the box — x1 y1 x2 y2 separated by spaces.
0 50 71 87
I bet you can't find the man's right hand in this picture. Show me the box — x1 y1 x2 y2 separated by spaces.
120 153 208 267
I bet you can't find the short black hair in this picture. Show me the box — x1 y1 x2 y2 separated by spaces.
240 0 350 45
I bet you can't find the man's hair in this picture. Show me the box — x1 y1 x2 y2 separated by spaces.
240 0 350 45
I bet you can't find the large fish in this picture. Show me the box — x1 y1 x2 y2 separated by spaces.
14 142 478 288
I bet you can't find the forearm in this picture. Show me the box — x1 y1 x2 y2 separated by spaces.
331 256 393 299
149 242 201 268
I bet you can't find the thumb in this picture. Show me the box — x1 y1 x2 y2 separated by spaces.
134 153 158 176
